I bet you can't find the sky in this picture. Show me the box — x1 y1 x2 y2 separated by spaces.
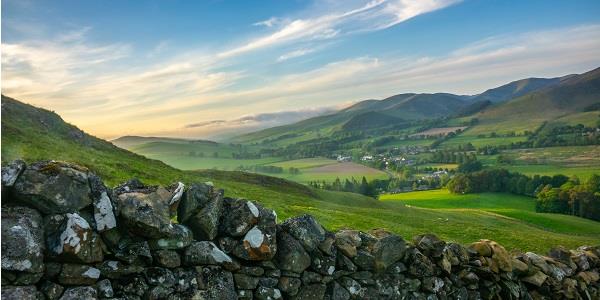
2 0 600 140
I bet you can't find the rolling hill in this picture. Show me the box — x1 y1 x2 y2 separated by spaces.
2 94 599 252
232 68 600 146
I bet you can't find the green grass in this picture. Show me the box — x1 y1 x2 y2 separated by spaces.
3 95 600 253
441 134 527 148
380 190 600 245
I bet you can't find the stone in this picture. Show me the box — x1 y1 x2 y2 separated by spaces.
13 161 92 214
168 181 185 217
337 253 357 272
327 281 350 300
232 205 277 261
549 246 575 266
114 180 175 239
422 277 445 293
40 280 64 300
58 263 101 285
202 267 237 300
149 224 193 250
443 243 469 266
1 206 44 273
235 273 260 289
281 215 326 252
335 230 361 258
469 240 492 257
339 276 365 298
239 266 265 276
511 257 529 275
406 248 436 278
255 286 283 300
112 239 153 265
259 277 279 288
145 285 174 300
153 249 181 268
489 240 512 272
278 276 302 296
311 250 336 276
173 268 201 293
221 198 260 237
144 267 176 286
113 275 148 297
522 271 548 287
44 262 63 280
1 160 25 188
372 232 406 272
275 231 311 273
413 234 446 258
184 241 234 267
60 286 98 300
89 174 117 232
178 183 224 240
47 212 103 263
96 278 114 298
319 231 337 256
353 249 375 271
294 283 327 300
1 285 41 300
97 260 144 279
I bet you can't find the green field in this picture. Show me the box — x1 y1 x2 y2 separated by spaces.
380 190 600 245
441 134 527 148
483 146 600 179
269 158 388 183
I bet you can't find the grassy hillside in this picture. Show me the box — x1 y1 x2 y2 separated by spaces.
470 76 564 103
3 95 599 252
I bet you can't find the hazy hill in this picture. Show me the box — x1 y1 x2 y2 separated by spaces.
112 135 217 150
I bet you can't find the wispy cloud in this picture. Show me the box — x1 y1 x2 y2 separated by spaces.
253 17 281 27
219 0 458 58
277 48 316 61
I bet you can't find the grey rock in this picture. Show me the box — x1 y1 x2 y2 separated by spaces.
1 160 25 188
10 271 43 285
278 276 302 296
1 206 44 273
232 205 277 261
13 161 92 214
301 271 322 285
339 276 364 298
239 266 265 276
258 277 279 288
238 290 254 300
413 234 446 258
40 280 64 300
89 174 117 232
222 198 260 237
183 241 234 267
148 224 193 250
275 231 311 273
97 260 144 279
295 284 327 300
60 286 98 300
422 277 445 293
113 274 148 297
113 239 153 265
1 285 41 300
353 249 375 271
234 273 260 289
145 285 174 300
327 281 350 300
335 230 361 258
96 278 114 298
372 232 406 272
114 180 174 239
178 183 224 241
46 212 104 263
58 263 101 285
144 267 175 287
202 266 237 300
311 249 336 276
153 249 181 268
255 286 282 300
336 253 357 272
281 214 325 252
406 248 436 278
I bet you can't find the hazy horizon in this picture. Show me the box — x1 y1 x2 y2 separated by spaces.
3 0 600 139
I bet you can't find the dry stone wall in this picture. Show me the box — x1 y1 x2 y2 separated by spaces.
1 160 599 300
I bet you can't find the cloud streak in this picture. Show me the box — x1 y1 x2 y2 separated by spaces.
218 0 458 58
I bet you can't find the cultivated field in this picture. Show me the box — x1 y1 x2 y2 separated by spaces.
410 126 468 137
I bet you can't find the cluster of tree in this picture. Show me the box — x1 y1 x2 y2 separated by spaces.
430 151 477 164
446 164 600 221
536 175 600 221
308 176 377 197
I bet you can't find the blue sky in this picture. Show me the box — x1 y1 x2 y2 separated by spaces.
2 0 600 139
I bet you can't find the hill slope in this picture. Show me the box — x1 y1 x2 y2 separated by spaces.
466 67 600 135
470 76 565 103
3 96 599 252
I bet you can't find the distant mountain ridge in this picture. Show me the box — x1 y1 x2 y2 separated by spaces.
231 67 599 144
112 135 217 150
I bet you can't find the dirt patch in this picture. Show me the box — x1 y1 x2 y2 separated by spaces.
306 162 385 174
